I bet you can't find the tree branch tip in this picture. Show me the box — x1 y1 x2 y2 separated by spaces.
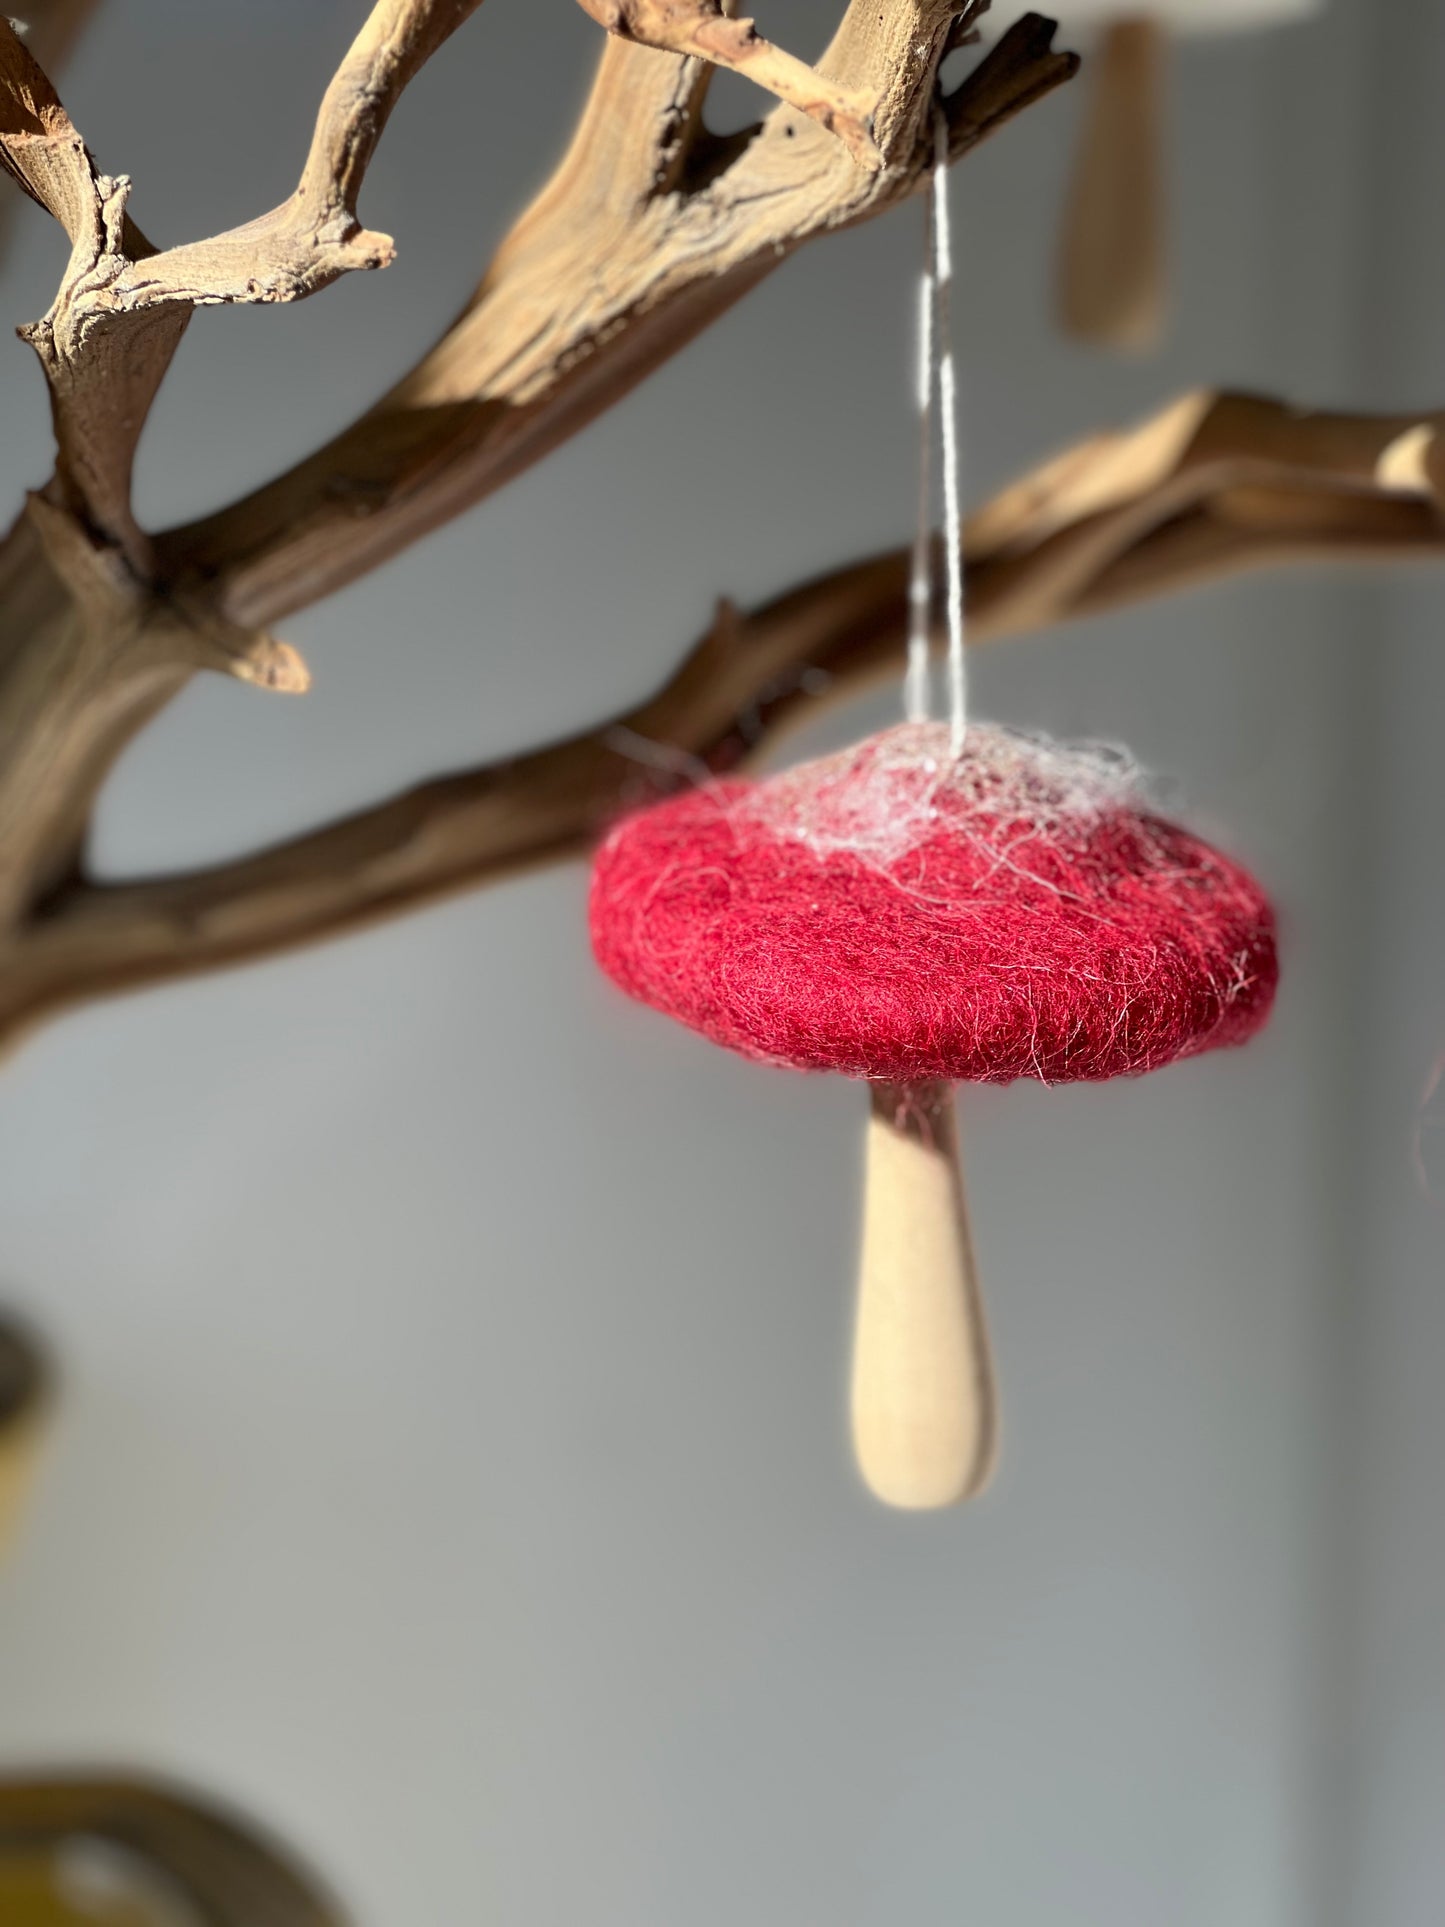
201 629 312 694
1 13 70 130
941 11 1077 155
239 638 311 694
967 10 1074 74
341 225 395 273
944 12 1078 130
1012 11 1066 47
945 3 987 55
150 589 313 694
1376 422 1443 498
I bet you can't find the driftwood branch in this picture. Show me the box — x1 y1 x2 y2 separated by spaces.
0 1 484 559
3 388 1443 1048
154 11 1078 626
0 0 101 273
0 5 1073 973
0 0 487 916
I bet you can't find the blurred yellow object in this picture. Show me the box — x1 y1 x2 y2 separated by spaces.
0 1851 183 1924
0 1314 49 1560
0 1780 342 1925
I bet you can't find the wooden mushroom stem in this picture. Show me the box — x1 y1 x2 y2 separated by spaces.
1058 16 1166 353
851 1079 998 1510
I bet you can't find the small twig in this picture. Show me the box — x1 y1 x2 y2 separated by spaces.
575 0 882 167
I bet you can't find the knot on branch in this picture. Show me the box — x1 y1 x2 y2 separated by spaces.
17 164 133 367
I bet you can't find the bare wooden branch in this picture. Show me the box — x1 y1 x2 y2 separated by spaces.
0 0 102 215
155 13 1079 628
0 1 476 911
0 488 306 921
129 0 487 312
0 3 1076 1032
4 387 1443 1048
0 1 485 559
0 16 91 224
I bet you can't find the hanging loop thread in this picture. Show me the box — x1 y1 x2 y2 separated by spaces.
904 104 969 755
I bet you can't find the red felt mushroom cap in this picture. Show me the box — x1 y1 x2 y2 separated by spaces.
589 723 1278 1085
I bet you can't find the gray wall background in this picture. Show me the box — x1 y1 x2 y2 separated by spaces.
0 2 1440 1923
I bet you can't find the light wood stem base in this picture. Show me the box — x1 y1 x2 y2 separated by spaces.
850 1080 998 1510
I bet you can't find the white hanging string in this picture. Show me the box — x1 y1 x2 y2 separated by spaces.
904 106 969 755
903 255 934 725
933 109 968 754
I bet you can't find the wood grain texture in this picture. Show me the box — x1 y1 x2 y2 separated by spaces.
0 0 103 251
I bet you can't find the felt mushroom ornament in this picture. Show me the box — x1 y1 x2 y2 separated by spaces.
984 1 1323 351
589 721 1278 1508
588 116 1278 1511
